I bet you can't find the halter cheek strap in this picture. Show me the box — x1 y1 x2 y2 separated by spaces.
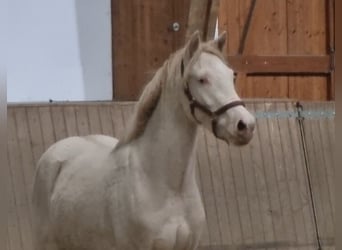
181 61 245 137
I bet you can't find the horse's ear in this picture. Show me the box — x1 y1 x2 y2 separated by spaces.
213 31 227 51
184 31 201 62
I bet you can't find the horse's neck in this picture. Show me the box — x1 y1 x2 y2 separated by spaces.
133 85 198 192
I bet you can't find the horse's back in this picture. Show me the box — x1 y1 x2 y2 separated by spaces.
32 135 119 250
33 135 118 201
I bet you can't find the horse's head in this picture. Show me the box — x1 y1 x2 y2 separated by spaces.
180 31 255 146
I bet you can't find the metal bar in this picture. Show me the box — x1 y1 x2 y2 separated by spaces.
253 110 335 119
295 102 323 250
238 0 257 54
186 0 212 41
204 0 220 40
202 0 212 40
327 0 335 99
327 0 335 55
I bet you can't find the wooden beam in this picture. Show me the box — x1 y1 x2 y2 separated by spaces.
186 0 219 41
227 55 332 74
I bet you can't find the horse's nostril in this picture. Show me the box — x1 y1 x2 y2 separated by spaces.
237 120 247 131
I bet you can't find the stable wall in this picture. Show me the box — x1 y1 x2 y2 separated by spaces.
6 100 335 250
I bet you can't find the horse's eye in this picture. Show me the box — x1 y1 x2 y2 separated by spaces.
198 78 207 84
233 73 237 84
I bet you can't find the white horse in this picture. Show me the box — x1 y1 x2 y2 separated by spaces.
32 31 255 250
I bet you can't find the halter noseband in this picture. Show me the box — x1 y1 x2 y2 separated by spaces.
181 60 245 137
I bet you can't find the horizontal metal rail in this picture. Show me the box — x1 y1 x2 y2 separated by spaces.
253 109 335 119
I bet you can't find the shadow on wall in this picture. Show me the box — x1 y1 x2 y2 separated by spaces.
74 0 113 101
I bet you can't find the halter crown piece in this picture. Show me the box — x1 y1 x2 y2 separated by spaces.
181 60 245 138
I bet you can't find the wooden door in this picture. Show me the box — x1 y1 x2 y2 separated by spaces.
112 0 190 101
219 0 335 100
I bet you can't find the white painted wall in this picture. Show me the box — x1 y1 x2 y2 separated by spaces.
8 0 112 103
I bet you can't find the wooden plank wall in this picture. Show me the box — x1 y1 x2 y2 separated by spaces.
6 101 335 250
6 103 134 250
219 0 331 100
196 101 318 249
301 102 335 250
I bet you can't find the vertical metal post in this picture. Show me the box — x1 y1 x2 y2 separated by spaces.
295 102 322 250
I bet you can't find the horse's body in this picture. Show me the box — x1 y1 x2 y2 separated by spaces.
33 132 203 250
32 32 255 250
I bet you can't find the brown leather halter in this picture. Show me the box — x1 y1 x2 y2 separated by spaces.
181 60 245 137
